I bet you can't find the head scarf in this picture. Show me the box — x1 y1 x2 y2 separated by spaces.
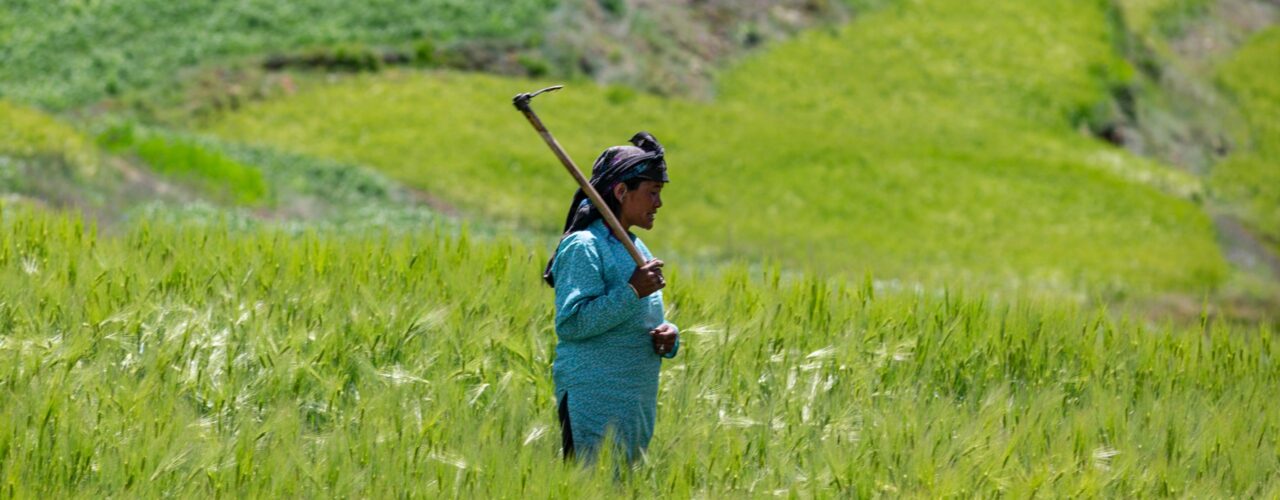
543 131 668 287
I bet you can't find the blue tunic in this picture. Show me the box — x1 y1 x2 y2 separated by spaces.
551 219 679 461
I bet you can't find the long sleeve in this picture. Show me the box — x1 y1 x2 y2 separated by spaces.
550 221 674 461
553 236 642 341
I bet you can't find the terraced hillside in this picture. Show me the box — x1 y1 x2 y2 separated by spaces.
202 0 1227 296
0 0 557 109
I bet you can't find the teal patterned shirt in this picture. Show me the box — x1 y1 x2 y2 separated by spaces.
551 219 679 461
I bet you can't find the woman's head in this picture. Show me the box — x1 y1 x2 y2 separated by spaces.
561 132 668 233
544 132 669 286
589 136 667 231
609 176 664 231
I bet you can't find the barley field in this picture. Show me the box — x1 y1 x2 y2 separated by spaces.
1 206 1276 496
2 0 1278 496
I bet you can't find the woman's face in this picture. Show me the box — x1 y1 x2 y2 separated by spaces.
615 180 665 231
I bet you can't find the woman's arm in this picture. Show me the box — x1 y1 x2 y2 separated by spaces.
553 237 643 341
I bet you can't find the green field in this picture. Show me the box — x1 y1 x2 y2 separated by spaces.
1 207 1276 496
2 0 1279 496
203 0 1224 296
0 0 556 109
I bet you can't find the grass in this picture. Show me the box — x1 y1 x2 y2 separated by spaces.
117 143 458 235
0 100 118 210
1116 0 1215 38
202 0 1225 297
0 0 557 109
1212 27 1280 248
0 100 98 174
0 102 271 213
0 205 1275 496
97 125 269 205
0 0 862 115
0 100 446 227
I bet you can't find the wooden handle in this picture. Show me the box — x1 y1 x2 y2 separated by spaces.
517 106 647 267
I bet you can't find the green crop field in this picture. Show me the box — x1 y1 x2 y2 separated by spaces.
1 206 1276 496
3 0 1279 496
203 0 1224 296
0 0 557 109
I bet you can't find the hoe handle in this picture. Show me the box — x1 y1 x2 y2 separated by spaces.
514 86 647 267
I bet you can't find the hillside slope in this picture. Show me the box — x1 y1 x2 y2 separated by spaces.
0 0 556 109
0 0 844 113
1212 27 1280 249
202 0 1226 296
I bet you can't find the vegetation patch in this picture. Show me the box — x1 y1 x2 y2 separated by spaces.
1212 27 1280 247
1119 0 1217 38
0 100 122 210
99 125 268 205
0 0 557 109
0 100 98 174
1 0 860 116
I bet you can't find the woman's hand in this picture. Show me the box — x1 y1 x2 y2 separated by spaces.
651 324 677 356
628 259 665 297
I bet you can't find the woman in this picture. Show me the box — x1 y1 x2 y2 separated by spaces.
544 131 680 463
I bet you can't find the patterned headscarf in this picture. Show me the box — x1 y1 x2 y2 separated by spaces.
543 131 668 287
